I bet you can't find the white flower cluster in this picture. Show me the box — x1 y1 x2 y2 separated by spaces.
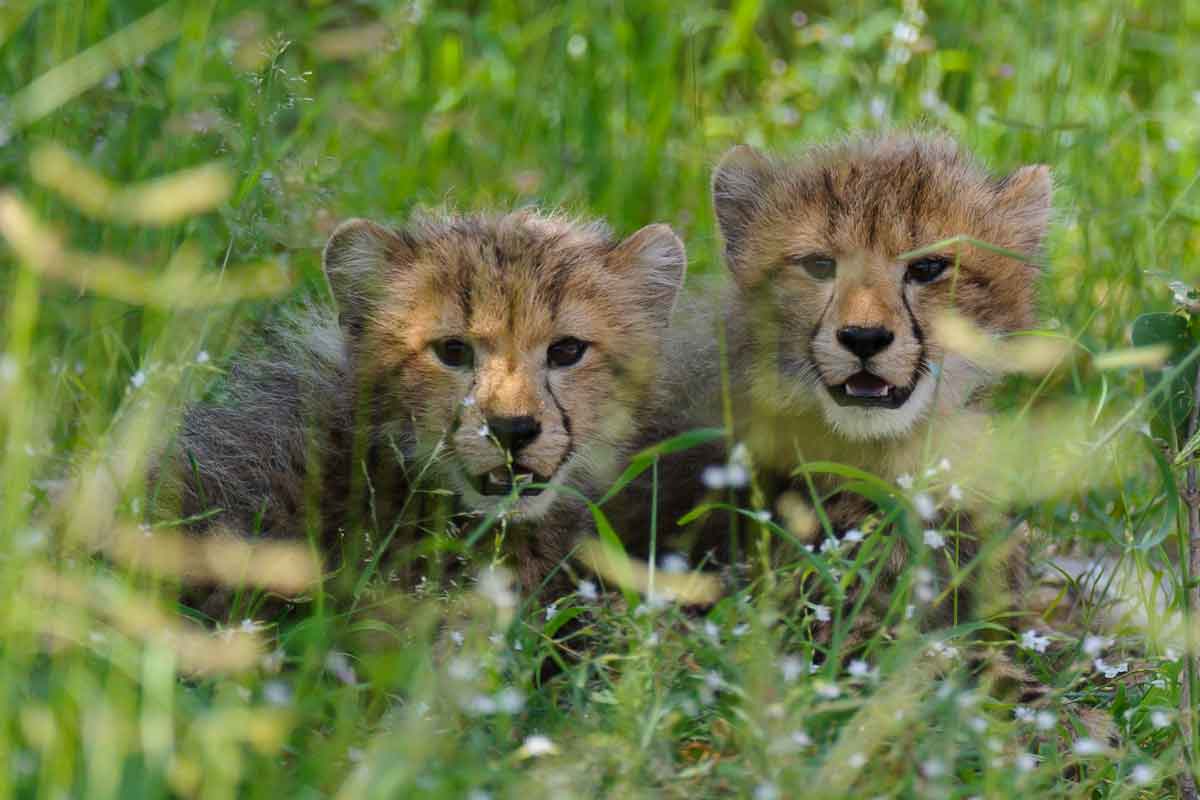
701 443 751 489
1019 629 1051 653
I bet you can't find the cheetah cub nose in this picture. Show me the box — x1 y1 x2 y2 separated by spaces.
487 415 542 453
836 325 895 360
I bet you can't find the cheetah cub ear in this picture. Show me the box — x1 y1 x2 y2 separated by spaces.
992 164 1054 257
711 144 776 270
607 223 687 325
322 218 412 335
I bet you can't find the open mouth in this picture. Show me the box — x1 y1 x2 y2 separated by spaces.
827 370 914 409
471 466 547 497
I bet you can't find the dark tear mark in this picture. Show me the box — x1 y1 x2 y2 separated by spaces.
544 375 573 467
900 285 925 346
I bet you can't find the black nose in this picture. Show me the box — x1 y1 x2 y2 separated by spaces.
487 415 542 453
836 326 895 360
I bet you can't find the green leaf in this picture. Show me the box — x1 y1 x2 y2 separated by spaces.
587 503 640 609
1131 312 1198 441
597 427 726 505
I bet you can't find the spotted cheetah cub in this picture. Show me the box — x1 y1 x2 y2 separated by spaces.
710 132 1050 520
155 209 686 601
640 133 1051 628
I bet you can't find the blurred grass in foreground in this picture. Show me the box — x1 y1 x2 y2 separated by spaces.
2 0 1200 797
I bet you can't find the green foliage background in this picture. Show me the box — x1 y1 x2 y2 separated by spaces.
1 1 1199 797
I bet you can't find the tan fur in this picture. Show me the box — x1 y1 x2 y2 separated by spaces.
154 209 686 604
633 132 1050 625
711 132 1050 461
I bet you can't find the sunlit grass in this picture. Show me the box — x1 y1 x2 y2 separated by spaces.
1 1 1198 798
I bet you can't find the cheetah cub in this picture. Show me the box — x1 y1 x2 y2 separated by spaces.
154 209 686 602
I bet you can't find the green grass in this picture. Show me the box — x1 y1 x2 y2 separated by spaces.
2 1 1200 797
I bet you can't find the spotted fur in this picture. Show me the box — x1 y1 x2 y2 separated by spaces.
154 209 686 601
711 131 1050 481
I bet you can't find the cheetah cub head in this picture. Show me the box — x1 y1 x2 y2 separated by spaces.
713 133 1051 441
323 209 685 520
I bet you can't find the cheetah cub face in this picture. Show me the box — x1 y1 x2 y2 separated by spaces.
713 134 1051 441
323 210 685 520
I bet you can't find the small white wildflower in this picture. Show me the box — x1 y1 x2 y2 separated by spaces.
921 758 946 778
820 537 840 554
467 790 492 800
791 729 812 748
751 509 772 523
1166 647 1181 661
1020 629 1051 653
1014 706 1035 722
1073 737 1103 756
495 687 525 714
476 423 489 438
644 632 659 646
448 657 476 681
905 604 916 620
544 601 559 621
843 528 864 543
566 33 588 60
812 604 831 623
477 567 517 610
1151 710 1172 729
660 553 689 574
324 652 357 686
938 457 951 472
753 783 779 800
1082 635 1112 657
461 394 476 407
897 473 914 489
519 734 557 757
263 680 292 706
1093 658 1128 679
1069 510 1080 523
923 529 945 548
130 370 146 388
914 493 936 520
779 656 805 682
948 484 963 502
893 20 920 43
577 579 598 602
732 623 750 638
703 620 720 641
0 354 16 384
969 716 988 733
705 671 723 691
449 630 465 646
1035 711 1056 731
848 659 872 679
815 681 841 699
927 640 959 660
195 350 210 364
725 463 749 488
1016 753 1037 772
847 752 867 769
702 465 730 489
1131 763 1155 786
347 747 364 763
